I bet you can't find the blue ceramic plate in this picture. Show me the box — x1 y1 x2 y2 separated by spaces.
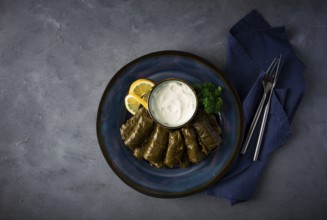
97 51 244 197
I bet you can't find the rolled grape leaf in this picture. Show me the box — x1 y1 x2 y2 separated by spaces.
181 126 204 163
122 108 154 149
179 152 191 168
193 109 222 153
207 113 222 136
120 107 146 141
150 161 164 169
133 140 148 159
143 124 169 165
164 130 185 168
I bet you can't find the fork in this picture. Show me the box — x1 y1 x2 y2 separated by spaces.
253 54 282 161
240 57 280 155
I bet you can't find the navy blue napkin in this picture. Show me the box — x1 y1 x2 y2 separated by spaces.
206 10 305 205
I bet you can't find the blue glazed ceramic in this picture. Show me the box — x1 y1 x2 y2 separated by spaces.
97 51 244 197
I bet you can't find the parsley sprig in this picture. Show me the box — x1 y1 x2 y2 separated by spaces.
193 82 223 114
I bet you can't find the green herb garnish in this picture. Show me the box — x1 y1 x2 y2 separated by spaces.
193 82 223 114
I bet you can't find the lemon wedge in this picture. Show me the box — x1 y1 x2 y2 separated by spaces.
125 94 149 115
128 79 155 99
124 79 154 115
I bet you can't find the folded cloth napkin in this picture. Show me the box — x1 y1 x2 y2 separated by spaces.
206 10 305 205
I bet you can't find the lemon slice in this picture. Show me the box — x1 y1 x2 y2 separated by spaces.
129 79 155 99
125 94 148 115
125 94 140 115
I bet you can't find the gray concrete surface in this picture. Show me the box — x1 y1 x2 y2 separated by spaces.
1 0 326 219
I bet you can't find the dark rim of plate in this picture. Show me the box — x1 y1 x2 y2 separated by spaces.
96 50 244 198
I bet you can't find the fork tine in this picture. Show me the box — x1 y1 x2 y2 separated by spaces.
273 54 283 83
272 58 281 79
270 55 282 82
267 58 279 77
266 57 278 76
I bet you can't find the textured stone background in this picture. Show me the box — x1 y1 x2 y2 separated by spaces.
0 0 326 219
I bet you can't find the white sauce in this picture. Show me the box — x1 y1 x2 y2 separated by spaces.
149 80 197 127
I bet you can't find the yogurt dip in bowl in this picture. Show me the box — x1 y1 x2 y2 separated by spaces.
148 79 198 129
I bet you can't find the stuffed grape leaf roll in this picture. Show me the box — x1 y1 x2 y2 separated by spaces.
207 114 222 136
164 130 185 168
143 124 169 165
120 107 146 141
121 108 154 149
179 152 191 168
193 109 222 153
133 140 148 159
181 126 204 163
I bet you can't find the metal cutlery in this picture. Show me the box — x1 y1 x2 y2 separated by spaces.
253 54 283 161
240 56 281 155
